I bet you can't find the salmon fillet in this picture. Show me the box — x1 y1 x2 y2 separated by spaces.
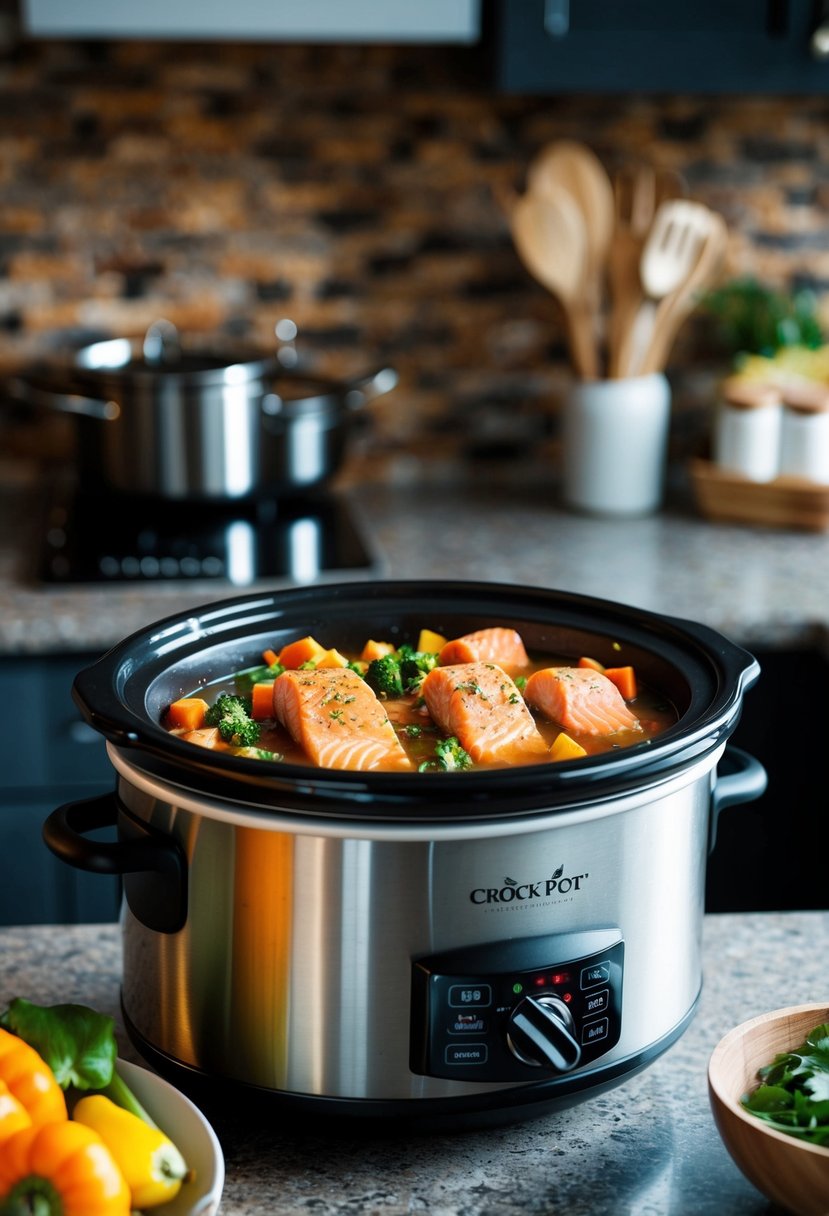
272 667 412 772
439 627 530 668
524 667 641 737
422 662 547 766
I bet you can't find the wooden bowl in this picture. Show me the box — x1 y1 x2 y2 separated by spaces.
708 1003 829 1216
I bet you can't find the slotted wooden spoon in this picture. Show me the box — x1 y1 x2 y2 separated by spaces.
618 199 719 378
639 210 728 375
509 184 598 379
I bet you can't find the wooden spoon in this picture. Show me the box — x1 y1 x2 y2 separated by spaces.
527 141 614 357
639 210 728 375
509 185 598 379
618 199 719 378
607 166 686 377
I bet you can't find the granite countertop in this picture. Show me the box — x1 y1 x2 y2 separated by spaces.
1 912 826 1215
2 453 829 657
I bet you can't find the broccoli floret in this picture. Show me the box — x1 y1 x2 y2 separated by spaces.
399 650 439 693
205 693 261 747
233 661 285 694
418 735 473 772
363 645 441 698
365 654 405 698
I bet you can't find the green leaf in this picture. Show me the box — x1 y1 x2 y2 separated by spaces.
0 998 116 1091
741 1021 829 1147
743 1083 793 1113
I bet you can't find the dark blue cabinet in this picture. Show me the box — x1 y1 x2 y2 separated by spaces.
0 654 119 926
494 0 829 93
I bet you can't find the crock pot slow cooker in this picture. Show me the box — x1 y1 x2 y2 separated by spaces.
44 581 766 1127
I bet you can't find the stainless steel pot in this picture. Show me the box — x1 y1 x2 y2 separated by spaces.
8 323 397 500
44 581 766 1126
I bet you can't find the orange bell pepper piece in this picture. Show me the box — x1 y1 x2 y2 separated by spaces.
0 1027 66 1127
0 1078 32 1144
0 1121 131 1215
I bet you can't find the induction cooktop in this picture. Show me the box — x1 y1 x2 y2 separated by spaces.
39 482 378 586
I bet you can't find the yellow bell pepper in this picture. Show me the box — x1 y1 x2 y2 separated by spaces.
0 1026 67 1127
73 1093 188 1209
0 1120 130 1215
0 1078 32 1143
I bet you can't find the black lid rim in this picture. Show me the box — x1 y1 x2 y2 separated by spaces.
74 579 760 822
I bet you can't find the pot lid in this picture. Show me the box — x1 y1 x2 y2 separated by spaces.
72 580 760 823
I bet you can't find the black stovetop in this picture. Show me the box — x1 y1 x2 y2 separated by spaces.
39 483 376 586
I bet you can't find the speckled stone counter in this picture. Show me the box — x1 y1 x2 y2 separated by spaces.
1 913 825 1215
2 454 829 657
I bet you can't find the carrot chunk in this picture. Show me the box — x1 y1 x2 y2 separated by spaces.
277 636 328 669
262 648 279 667
578 656 606 673
603 666 637 700
168 697 209 731
251 681 276 720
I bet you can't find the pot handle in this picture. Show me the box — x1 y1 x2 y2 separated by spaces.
343 366 398 409
43 791 187 934
6 376 119 421
708 746 767 854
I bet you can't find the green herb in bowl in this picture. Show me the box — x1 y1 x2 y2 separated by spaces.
742 1021 829 1148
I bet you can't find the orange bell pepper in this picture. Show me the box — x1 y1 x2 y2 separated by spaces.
0 1078 32 1143
0 1120 130 1215
0 1027 66 1127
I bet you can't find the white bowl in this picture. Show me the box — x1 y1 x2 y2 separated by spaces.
117 1059 225 1216
708 1003 829 1216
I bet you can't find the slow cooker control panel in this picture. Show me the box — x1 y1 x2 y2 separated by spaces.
410 928 623 1083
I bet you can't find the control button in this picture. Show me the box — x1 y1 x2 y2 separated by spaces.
580 961 611 989
448 984 492 1009
583 988 609 1016
581 1017 609 1046
445 1043 488 1066
450 1012 487 1034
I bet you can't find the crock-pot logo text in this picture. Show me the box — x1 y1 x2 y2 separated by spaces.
469 865 589 906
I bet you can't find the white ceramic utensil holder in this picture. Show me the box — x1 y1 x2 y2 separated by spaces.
562 373 671 516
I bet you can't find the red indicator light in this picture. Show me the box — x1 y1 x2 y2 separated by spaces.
563 992 573 1003
551 972 571 985
534 975 546 987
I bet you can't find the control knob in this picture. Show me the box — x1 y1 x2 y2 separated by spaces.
506 994 581 1072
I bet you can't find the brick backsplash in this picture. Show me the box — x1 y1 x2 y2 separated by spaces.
1 28 829 455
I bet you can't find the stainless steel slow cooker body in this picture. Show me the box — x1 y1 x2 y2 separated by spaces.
9 332 397 500
45 581 766 1124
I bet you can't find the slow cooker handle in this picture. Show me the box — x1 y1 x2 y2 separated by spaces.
43 791 187 934
709 746 767 854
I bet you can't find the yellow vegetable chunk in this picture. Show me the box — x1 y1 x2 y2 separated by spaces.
316 648 350 668
549 731 588 762
73 1094 188 1210
417 628 447 654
